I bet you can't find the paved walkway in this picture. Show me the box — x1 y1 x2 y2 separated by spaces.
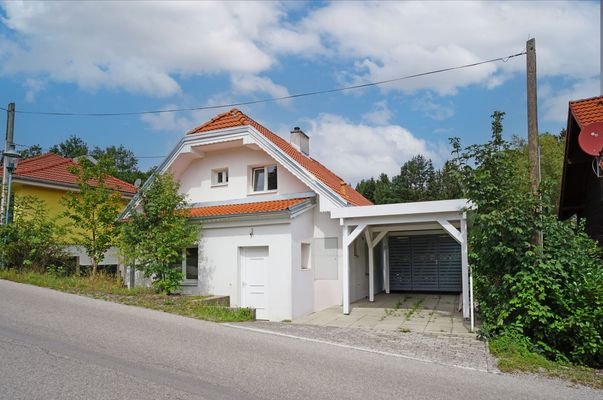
294 293 473 335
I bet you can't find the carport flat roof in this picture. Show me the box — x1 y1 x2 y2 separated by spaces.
330 199 471 219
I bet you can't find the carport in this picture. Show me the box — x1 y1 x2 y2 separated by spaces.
330 199 475 330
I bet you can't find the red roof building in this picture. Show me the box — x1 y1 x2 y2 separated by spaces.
4 152 137 196
559 95 603 244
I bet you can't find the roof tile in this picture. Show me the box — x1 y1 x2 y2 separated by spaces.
569 95 603 127
4 153 137 195
187 198 306 218
187 109 372 206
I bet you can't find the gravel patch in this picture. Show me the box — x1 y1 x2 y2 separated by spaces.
228 321 496 372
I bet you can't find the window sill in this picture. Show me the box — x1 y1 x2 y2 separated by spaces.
248 189 277 196
211 183 229 188
181 280 198 286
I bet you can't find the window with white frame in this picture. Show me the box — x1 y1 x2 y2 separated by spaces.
251 165 277 192
301 243 311 270
212 168 229 186
171 247 199 282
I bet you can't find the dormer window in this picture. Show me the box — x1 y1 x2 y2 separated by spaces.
212 168 229 186
252 165 277 192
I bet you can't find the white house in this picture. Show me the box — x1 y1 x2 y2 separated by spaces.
124 108 473 322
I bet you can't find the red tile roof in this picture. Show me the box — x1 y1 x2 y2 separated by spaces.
187 198 307 218
569 95 603 127
4 152 137 195
187 109 372 206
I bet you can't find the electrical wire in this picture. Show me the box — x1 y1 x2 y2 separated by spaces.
0 51 526 117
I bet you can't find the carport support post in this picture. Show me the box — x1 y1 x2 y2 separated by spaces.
461 213 470 320
364 230 375 302
342 225 350 315
383 235 390 294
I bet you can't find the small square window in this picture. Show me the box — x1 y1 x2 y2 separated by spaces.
212 168 229 186
251 165 277 192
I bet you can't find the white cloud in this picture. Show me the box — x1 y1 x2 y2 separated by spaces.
24 78 45 102
0 1 598 104
140 106 196 134
230 74 291 106
293 1 599 95
0 2 286 96
541 78 600 123
305 113 441 184
361 101 392 125
412 94 455 120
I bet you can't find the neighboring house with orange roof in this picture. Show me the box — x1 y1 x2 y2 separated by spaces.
124 109 472 322
559 95 603 244
3 152 138 267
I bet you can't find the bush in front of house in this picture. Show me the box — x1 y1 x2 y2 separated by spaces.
0 195 70 272
119 173 199 294
453 112 603 368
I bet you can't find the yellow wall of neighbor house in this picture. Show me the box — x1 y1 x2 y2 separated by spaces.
11 182 130 244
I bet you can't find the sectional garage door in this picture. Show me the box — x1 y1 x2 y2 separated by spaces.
389 234 461 292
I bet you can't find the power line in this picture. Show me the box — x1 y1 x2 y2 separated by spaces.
0 51 525 117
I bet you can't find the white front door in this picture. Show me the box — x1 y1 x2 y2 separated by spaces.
240 246 268 320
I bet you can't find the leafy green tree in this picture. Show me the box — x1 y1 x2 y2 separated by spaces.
431 160 463 200
119 173 199 294
0 195 67 272
50 135 89 158
90 145 144 184
62 157 123 275
355 177 376 203
18 144 43 159
373 173 398 204
509 131 565 206
453 111 603 367
391 155 436 202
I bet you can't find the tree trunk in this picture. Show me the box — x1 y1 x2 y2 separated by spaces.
91 260 97 276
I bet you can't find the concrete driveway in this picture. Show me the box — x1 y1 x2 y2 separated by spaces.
294 293 472 335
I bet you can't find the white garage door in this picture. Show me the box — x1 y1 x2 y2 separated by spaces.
240 246 268 320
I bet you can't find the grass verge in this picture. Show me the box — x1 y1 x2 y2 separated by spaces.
489 333 603 389
0 269 254 323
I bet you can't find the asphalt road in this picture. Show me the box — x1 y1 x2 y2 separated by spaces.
0 280 600 400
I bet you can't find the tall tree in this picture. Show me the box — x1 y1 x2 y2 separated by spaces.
49 135 89 158
90 145 141 184
373 173 397 204
391 155 436 202
355 177 376 203
18 144 43 159
119 173 199 294
62 156 123 275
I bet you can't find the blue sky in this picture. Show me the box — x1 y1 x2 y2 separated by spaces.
0 1 599 183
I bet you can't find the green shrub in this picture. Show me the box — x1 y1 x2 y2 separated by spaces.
454 112 603 368
0 196 68 271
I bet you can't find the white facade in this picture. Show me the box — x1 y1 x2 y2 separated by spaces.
125 119 471 323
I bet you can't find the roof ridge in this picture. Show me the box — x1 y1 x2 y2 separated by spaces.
569 95 603 105
17 153 73 174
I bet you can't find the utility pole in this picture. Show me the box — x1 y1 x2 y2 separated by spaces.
0 103 15 224
526 39 542 247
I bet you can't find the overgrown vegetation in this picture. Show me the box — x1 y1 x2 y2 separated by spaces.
0 269 253 322
0 195 69 271
119 173 200 294
490 333 602 388
454 111 603 369
356 155 462 204
63 156 124 275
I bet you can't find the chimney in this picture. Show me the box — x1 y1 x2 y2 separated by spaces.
290 127 310 156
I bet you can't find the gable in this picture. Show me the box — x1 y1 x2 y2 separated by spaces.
176 145 310 204
187 108 372 207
